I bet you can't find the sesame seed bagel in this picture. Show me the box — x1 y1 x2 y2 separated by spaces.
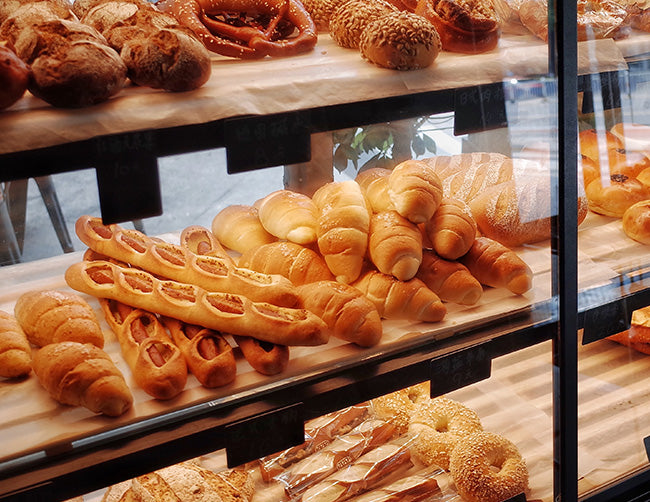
329 0 397 49
359 11 442 70
370 381 431 433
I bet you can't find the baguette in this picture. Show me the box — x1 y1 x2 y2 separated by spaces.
312 180 370 284
232 334 289 375
238 241 334 285
459 237 533 294
100 300 188 399
65 260 329 347
159 317 237 387
424 197 477 260
388 159 443 224
296 280 382 347
256 189 319 245
211 204 276 255
75 215 299 307
179 224 233 263
0 310 32 378
352 270 446 322
14 289 104 348
368 211 422 281
355 168 395 213
32 341 133 417
416 249 483 305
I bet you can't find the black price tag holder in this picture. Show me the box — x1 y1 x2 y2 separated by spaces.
225 402 305 468
453 83 508 136
429 346 492 397
94 131 162 224
582 289 650 344
224 111 312 173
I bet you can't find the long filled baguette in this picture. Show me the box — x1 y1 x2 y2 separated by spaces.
65 260 329 347
232 334 289 376
75 215 299 308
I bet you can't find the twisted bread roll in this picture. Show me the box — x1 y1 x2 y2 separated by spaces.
312 180 370 284
425 197 477 260
65 260 329 347
352 270 446 322
100 300 188 399
232 334 289 375
388 159 443 224
416 249 483 305
256 190 319 245
296 280 382 347
369 210 422 281
211 204 276 255
179 224 232 263
238 241 334 285
0 310 31 378
32 341 133 416
75 215 298 307
460 237 533 294
355 167 395 213
14 289 104 348
159 317 237 387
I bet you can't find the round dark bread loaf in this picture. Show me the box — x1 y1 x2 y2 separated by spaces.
0 0 73 25
103 9 178 51
72 0 150 18
0 43 30 109
80 0 151 34
0 1 76 46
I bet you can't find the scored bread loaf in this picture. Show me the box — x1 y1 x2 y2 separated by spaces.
32 341 133 416
14 289 104 348
425 197 477 260
312 180 371 284
238 241 334 285
296 280 383 347
100 300 188 399
355 167 395 213
0 310 32 378
369 210 423 281
352 269 446 322
388 159 443 224
211 204 276 255
256 189 319 245
416 249 483 305
459 237 533 294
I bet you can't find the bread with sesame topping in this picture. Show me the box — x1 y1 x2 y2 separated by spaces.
329 0 397 49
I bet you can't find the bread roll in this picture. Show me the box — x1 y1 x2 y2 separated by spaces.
256 189 319 245
579 128 624 163
0 1 76 46
32 341 133 416
0 310 32 378
622 199 650 245
296 280 382 347
586 173 650 217
352 269 446 322
369 210 422 281
179 224 233 263
416 249 483 305
425 197 477 260
211 204 276 255
312 180 370 284
610 122 650 156
388 159 443 224
80 0 143 33
355 167 395 213
459 237 533 294
14 289 104 348
329 0 396 49
0 44 30 110
103 8 178 51
233 334 289 375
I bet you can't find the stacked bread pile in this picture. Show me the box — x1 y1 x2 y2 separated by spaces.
580 122 650 245
0 0 211 108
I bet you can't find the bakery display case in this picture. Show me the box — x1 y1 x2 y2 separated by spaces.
2 0 650 500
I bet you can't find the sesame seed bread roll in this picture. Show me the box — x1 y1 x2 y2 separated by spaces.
369 210 423 281
388 159 443 224
425 197 477 260
256 189 319 245
416 249 483 305
355 167 395 213
329 0 396 49
211 204 276 255
0 310 32 379
312 180 370 284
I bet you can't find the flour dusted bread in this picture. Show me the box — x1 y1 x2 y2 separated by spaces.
369 210 422 281
416 249 483 305
388 159 443 224
32 341 132 416
312 180 370 284
0 310 31 378
256 189 319 245
211 204 276 255
14 289 104 348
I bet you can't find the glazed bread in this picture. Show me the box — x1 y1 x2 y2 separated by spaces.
211 204 276 255
233 334 289 375
256 189 319 245
622 200 650 245
586 174 650 217
388 159 443 224
0 310 32 378
416 249 483 305
425 197 477 260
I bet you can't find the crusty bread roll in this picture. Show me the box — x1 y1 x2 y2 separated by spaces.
0 44 30 110
238 241 334 285
586 173 650 217
622 199 650 245
159 317 237 387
460 237 533 294
0 310 32 379
233 334 289 376
100 300 188 399
0 1 76 46
296 280 382 347
65 260 329 347
369 210 422 281
14 289 104 348
355 167 395 213
329 0 396 49
256 189 319 245
388 159 443 224
32 341 133 416
80 0 144 34
312 180 370 284
352 269 446 322
72 0 151 19
211 204 276 255
416 249 483 305
425 197 477 260
103 8 178 51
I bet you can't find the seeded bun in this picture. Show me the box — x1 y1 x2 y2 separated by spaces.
300 0 349 31
586 174 650 218
359 11 441 70
329 0 396 49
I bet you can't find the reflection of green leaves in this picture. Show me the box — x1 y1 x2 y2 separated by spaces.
423 134 437 154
